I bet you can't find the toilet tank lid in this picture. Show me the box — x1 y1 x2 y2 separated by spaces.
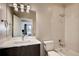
44 40 54 44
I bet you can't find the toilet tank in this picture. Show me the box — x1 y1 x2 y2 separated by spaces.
44 40 54 51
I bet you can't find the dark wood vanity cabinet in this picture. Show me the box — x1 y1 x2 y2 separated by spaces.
0 44 40 56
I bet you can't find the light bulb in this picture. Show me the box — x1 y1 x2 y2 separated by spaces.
26 4 31 13
27 4 31 10
13 3 18 11
21 9 24 12
13 3 17 8
20 4 24 12
26 9 30 13
20 4 24 8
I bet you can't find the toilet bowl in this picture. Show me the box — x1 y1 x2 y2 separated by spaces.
44 40 61 56
44 40 54 51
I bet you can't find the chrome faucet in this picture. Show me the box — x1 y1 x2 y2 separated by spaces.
22 30 25 41
22 34 25 41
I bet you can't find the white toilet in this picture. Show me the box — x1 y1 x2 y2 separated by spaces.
44 40 60 56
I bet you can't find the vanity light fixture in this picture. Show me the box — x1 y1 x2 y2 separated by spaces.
13 3 31 13
13 3 17 8
20 4 24 12
26 4 31 13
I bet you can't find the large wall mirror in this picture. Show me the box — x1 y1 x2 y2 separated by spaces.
9 4 36 37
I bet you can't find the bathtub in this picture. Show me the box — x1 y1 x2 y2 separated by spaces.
42 40 79 56
48 47 79 56
48 48 65 56
58 48 79 56
48 51 65 56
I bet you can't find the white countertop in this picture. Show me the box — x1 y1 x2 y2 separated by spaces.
0 36 41 49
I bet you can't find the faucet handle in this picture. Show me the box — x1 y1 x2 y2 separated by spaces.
59 39 64 47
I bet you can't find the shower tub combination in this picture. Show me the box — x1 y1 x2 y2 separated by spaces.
43 40 79 56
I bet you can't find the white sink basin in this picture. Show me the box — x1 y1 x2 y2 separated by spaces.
0 36 41 49
13 40 31 44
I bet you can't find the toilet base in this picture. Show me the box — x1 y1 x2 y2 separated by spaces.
48 51 61 56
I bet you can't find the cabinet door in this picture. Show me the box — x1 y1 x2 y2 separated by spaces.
22 44 40 56
0 44 40 56
29 44 40 56
6 47 23 56
0 47 23 56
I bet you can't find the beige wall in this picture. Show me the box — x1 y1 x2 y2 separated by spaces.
34 4 52 55
33 4 65 42
65 4 79 52
35 4 52 41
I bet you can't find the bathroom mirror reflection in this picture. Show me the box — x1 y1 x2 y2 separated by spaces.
13 16 32 37
9 4 36 37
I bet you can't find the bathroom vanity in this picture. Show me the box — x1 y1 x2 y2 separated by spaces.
0 37 41 56
0 44 40 56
